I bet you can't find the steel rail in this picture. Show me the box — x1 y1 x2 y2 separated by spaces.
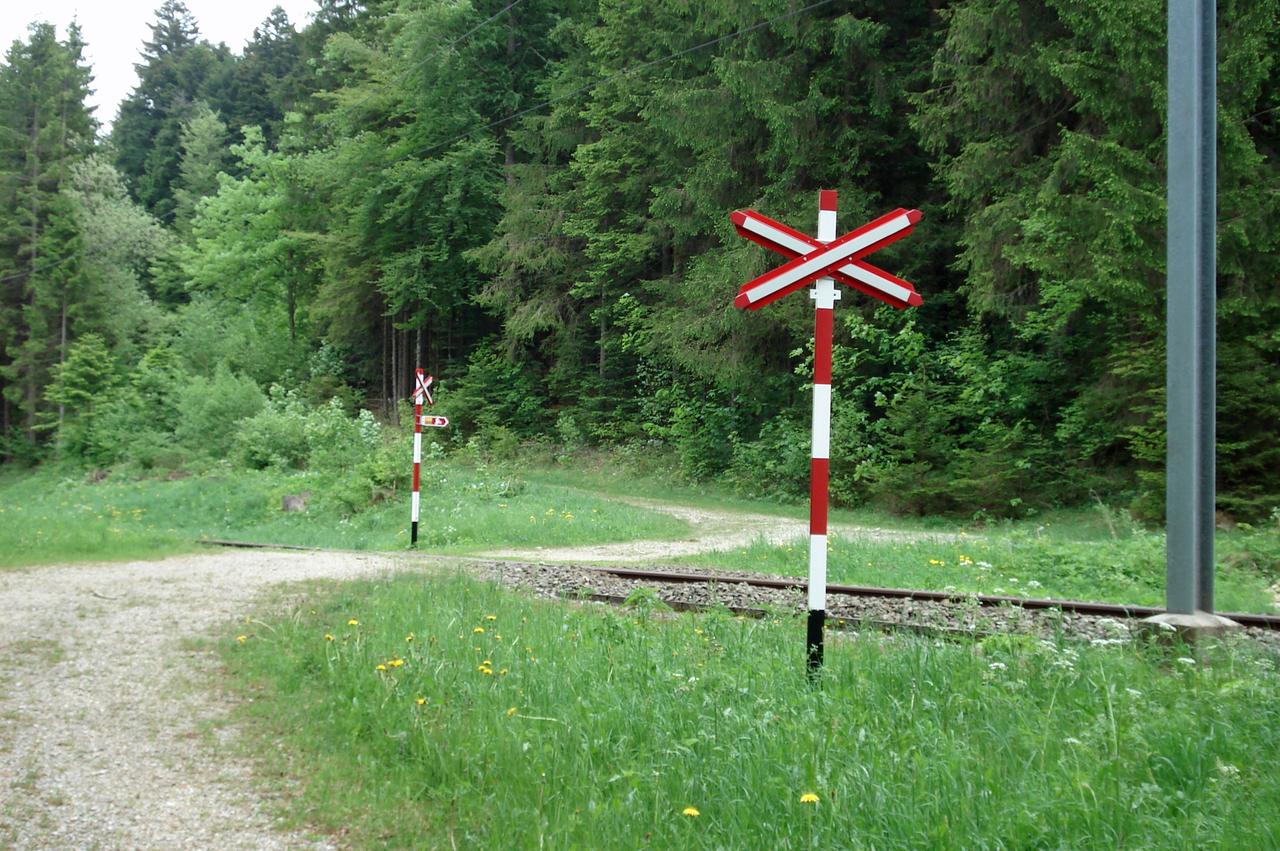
573 566 1280 631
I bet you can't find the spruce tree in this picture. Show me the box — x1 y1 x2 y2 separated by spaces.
0 22 96 452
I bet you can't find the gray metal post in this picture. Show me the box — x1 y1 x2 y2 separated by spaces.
1166 0 1216 614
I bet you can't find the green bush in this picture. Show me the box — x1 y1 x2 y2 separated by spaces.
175 365 265 459
234 396 309 469
725 416 809 501
669 393 740 481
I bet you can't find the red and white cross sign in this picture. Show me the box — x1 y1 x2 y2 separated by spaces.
413 372 434 406
731 191 922 673
731 208 922 310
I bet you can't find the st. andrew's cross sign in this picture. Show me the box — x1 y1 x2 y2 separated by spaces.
410 369 436 547
733 191 922 673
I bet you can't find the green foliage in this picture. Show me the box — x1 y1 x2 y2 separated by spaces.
440 342 546 439
44 333 118 459
175 364 265 459
4 0 1277 522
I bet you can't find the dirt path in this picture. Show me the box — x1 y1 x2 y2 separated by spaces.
0 549 405 850
480 496 958 562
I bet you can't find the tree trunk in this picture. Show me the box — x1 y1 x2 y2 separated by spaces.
390 317 398 425
505 11 517 185
56 296 66 448
26 99 40 442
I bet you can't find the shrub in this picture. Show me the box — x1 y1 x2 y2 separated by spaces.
175 365 265 459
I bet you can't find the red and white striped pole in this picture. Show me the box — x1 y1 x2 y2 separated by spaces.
410 369 433 547
807 190 839 674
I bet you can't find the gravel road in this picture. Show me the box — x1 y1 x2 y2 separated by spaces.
480 497 957 562
0 550 403 850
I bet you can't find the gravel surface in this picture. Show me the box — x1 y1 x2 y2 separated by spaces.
0 549 404 850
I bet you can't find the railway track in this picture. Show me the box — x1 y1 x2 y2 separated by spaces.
200 539 1280 643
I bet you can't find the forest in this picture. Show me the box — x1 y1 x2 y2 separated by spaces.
1 0 1277 521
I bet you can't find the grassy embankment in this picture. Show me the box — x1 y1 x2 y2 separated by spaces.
223 571 1280 849
0 463 688 569
3 455 1277 614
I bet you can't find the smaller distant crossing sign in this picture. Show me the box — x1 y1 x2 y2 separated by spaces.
413 372 434 405
410 368 443 548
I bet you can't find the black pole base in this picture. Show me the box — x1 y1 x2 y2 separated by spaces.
410 520 418 548
806 609 825 678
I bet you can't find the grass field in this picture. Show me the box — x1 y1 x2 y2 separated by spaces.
0 464 688 569
222 572 1280 849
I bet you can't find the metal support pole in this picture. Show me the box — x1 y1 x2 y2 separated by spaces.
1166 0 1216 614
807 190 840 675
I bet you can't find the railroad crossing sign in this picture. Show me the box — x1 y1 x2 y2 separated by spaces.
409 368 444 548
732 207 922 309
413 372 434 406
731 191 922 674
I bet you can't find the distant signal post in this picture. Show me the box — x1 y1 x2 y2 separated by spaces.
410 369 436 548
732 191 922 674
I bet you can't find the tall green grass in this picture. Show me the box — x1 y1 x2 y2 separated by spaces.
223 573 1280 849
0 465 688 568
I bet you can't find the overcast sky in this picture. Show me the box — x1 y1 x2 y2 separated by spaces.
3 0 319 131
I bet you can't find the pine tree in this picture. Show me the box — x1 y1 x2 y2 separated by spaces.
112 1 232 220
171 103 228 232
0 22 96 453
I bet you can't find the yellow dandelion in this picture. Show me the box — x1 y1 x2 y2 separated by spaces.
499 668 509 676
388 658 405 668
495 634 502 641
375 664 387 671
236 634 247 644
416 696 427 706
506 706 518 717
480 667 493 676
485 614 497 621
348 618 360 626
482 659 492 666
473 627 485 634
800 793 820 804
682 807 700 817
324 633 335 642
405 632 415 642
